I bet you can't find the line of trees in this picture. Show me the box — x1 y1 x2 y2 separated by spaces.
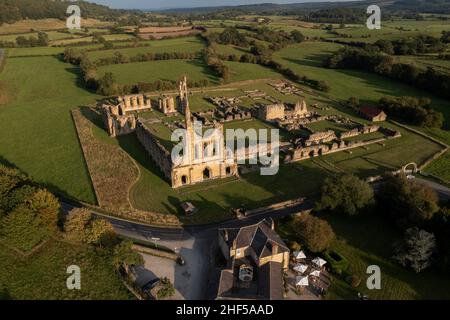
64 48 210 96
324 46 450 101
95 51 199 67
378 96 444 128
0 0 124 25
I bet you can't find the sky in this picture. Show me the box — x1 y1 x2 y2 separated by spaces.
87 0 357 10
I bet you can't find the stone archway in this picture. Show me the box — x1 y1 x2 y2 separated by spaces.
402 162 418 174
203 167 211 179
181 175 188 185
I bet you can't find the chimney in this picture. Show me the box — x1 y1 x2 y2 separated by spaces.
272 243 279 255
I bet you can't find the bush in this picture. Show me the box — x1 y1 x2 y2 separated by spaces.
156 277 175 300
323 250 349 274
293 213 335 253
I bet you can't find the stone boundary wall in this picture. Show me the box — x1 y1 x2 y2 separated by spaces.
389 120 449 171
245 197 305 216
132 244 179 261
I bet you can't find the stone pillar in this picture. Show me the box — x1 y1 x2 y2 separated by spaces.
138 95 144 107
125 96 131 109
132 96 138 108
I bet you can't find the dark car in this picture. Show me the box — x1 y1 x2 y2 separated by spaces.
142 278 161 292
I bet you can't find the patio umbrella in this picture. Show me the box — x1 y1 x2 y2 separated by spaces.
293 264 308 274
312 257 327 268
309 270 321 277
295 275 309 286
293 250 306 260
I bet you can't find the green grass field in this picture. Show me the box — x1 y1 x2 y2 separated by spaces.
274 41 450 146
224 61 284 82
98 59 218 85
87 36 206 61
0 54 97 203
0 238 132 300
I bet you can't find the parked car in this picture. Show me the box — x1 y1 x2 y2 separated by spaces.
142 278 161 292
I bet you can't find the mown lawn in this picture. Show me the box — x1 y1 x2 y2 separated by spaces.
0 238 133 300
0 54 98 203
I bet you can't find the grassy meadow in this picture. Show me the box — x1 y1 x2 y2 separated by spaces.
0 55 98 203
98 59 218 85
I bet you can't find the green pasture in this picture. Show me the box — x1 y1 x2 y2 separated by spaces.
97 59 218 85
0 55 98 203
87 36 206 61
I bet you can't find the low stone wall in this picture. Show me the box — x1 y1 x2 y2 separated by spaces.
245 197 305 216
132 244 179 261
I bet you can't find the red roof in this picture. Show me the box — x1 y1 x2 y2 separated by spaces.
359 106 385 118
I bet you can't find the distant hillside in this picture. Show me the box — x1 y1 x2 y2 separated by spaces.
0 0 126 25
162 0 450 15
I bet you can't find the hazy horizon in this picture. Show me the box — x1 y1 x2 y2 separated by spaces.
86 0 362 10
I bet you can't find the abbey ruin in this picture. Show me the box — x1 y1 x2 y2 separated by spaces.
100 77 401 189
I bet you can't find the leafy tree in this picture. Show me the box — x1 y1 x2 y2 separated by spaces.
316 174 374 216
377 174 439 229
85 219 116 247
156 277 175 300
293 213 335 253
393 227 436 273
0 284 11 300
64 208 93 242
97 72 118 96
0 188 59 251
347 96 360 109
290 30 305 43
113 240 144 273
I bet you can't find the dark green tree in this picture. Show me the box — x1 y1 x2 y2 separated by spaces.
316 174 374 216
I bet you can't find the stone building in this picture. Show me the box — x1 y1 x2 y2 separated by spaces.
210 219 289 300
258 103 285 121
358 106 387 122
157 95 176 115
101 93 152 137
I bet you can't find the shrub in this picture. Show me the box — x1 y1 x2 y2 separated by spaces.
293 213 335 253
323 250 349 274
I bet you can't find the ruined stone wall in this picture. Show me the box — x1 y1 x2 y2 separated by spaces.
118 94 152 113
135 120 173 180
101 106 137 137
258 103 285 121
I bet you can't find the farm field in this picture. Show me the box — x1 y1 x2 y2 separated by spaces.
0 54 98 203
97 59 219 85
87 36 206 61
